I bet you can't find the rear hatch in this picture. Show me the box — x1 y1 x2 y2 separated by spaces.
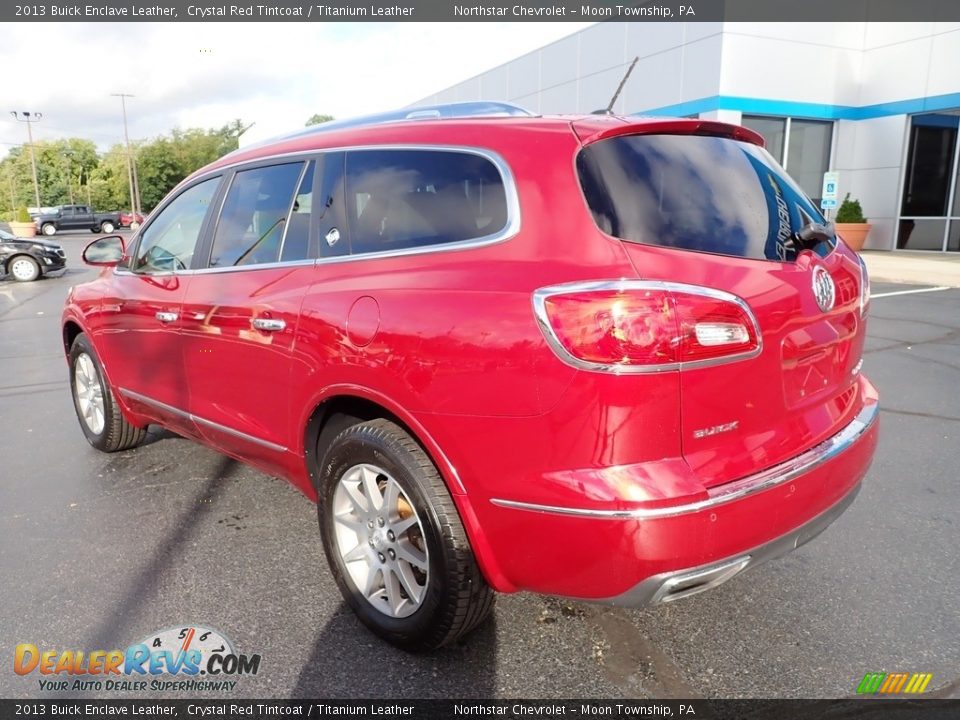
574 121 869 487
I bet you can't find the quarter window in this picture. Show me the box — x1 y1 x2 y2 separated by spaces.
133 177 220 273
345 149 508 255
210 162 306 268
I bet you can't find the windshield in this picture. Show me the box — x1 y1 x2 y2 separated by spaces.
576 133 834 262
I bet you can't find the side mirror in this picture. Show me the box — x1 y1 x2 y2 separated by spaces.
82 235 126 267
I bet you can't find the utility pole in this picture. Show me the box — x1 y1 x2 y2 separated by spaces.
111 93 141 217
10 111 42 211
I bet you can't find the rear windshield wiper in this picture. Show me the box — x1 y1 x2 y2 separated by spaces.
789 221 835 252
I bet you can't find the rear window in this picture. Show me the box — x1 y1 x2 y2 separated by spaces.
346 149 508 255
576 134 832 262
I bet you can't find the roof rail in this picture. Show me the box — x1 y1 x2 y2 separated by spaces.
236 101 536 153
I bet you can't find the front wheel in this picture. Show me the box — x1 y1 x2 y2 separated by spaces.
41 223 56 236
69 333 147 452
318 419 494 650
99 221 115 234
9 255 40 282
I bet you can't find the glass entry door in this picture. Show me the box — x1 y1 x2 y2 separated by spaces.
898 112 960 251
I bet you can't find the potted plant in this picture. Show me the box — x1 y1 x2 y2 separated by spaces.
9 206 38 238
834 194 871 251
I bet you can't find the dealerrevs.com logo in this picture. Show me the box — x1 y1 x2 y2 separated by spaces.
14 625 261 693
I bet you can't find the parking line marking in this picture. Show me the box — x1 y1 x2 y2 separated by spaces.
871 286 951 299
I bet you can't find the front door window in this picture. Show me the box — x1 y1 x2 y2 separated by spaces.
133 177 221 272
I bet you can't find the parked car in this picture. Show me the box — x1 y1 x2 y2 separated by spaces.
1 227 66 282
119 210 145 228
61 102 878 650
35 204 121 236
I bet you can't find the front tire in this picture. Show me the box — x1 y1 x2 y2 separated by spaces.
318 419 494 650
42 223 57 236
69 333 146 452
99 221 115 234
9 255 40 282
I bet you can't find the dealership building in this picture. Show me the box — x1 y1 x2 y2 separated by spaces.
416 22 960 252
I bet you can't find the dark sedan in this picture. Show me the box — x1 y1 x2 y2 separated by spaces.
1 228 67 282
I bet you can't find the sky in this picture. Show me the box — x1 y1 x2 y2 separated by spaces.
0 22 593 158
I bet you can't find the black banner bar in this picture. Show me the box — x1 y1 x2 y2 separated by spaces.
4 0 960 23
1 699 960 720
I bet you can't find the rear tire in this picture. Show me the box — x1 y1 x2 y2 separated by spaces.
99 221 115 234
317 419 494 650
69 333 147 452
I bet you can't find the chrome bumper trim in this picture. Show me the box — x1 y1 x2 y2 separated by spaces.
490 399 877 520
599 482 861 607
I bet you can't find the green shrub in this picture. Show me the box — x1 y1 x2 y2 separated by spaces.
14 206 32 223
835 193 867 223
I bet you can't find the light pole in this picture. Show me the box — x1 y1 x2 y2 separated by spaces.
111 93 141 218
10 111 42 211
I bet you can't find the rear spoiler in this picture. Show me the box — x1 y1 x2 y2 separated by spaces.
572 116 765 148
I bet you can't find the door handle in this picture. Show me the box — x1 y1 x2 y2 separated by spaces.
155 311 178 323
252 317 286 332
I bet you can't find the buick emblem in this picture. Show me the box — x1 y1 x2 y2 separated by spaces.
812 266 836 313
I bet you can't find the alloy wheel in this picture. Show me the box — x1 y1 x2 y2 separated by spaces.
332 463 430 618
74 352 106 435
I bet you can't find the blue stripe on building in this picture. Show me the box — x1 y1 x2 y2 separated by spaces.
638 92 960 120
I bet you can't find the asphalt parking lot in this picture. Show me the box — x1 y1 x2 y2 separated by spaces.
1 233 958 700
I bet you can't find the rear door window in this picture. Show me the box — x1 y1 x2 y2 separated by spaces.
576 134 831 262
345 149 508 255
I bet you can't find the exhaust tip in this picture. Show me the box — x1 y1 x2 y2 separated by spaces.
651 556 751 604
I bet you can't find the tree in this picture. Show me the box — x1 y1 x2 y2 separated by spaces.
88 145 131 211
135 120 246 211
305 113 335 127
0 139 100 212
0 120 247 215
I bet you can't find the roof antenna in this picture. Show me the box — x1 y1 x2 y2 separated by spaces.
593 56 639 115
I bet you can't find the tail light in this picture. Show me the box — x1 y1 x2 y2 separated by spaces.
533 281 761 372
857 254 870 317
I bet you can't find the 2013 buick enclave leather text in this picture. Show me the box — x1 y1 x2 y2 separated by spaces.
61 103 878 650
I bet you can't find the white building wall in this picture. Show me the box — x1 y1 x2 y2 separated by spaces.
417 22 960 251
415 22 725 116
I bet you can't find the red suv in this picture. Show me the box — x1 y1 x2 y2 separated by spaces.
62 103 878 650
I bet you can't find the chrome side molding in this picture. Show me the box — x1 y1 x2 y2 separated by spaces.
118 387 287 454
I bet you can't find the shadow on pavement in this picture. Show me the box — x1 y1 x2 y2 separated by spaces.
290 608 498 698
83 456 241 650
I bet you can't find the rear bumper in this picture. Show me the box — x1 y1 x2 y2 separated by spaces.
480 378 878 600
602 481 860 606
492 397 878 521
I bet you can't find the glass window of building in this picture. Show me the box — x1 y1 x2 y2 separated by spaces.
741 116 833 205
898 112 960 251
